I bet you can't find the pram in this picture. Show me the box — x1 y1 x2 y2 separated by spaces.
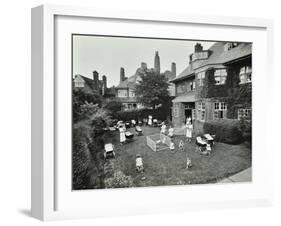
196 136 210 155
125 131 134 142
135 126 143 136
204 134 215 147
153 119 158 127
136 154 144 173
104 143 116 159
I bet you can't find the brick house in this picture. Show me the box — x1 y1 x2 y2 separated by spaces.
170 42 252 134
115 52 176 111
73 71 116 98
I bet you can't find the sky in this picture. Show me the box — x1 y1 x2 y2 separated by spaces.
72 35 215 87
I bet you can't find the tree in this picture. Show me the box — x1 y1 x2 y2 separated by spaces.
73 89 103 123
135 71 170 110
103 100 122 118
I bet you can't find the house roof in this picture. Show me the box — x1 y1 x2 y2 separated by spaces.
171 42 252 83
116 74 138 89
116 67 176 90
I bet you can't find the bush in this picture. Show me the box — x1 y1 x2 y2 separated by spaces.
72 126 91 190
203 119 243 144
104 170 133 188
239 118 252 148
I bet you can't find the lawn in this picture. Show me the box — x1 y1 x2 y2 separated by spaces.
103 126 252 187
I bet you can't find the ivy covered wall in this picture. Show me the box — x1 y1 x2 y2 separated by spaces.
195 58 252 120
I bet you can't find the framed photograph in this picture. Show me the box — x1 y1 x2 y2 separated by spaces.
31 4 274 221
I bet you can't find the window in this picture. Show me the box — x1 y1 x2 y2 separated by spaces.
129 90 135 97
239 66 252 84
197 71 205 86
238 109 251 120
214 69 227 85
213 102 227 119
74 82 84 87
192 51 208 61
197 102 205 121
224 42 239 51
190 81 196 91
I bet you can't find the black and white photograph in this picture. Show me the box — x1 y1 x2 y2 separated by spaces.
72 35 252 190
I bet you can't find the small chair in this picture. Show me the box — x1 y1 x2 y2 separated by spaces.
136 154 144 173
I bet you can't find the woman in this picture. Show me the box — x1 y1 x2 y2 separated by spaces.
148 115 152 126
186 121 193 142
119 126 126 144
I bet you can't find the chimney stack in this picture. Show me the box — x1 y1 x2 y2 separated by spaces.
120 67 125 82
154 51 160 74
141 62 147 70
93 71 99 91
194 43 203 52
171 62 176 77
102 75 107 89
93 70 99 81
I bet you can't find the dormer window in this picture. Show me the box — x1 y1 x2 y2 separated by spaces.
224 42 239 51
191 51 209 61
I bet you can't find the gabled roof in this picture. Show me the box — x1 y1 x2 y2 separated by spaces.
171 42 252 83
74 74 95 89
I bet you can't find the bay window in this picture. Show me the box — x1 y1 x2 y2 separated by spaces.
197 71 205 86
239 66 252 84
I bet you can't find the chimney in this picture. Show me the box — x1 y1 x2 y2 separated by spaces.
102 75 107 89
120 67 125 82
154 51 160 74
171 62 176 77
141 62 147 70
93 71 99 91
93 70 99 81
194 43 203 52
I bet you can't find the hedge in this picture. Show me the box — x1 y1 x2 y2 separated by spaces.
115 107 169 122
203 119 243 144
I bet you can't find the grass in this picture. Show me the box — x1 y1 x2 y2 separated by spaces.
102 126 252 188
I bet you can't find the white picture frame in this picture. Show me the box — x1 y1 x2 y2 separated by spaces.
31 4 274 221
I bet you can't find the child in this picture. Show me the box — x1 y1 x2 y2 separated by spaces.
186 157 192 169
136 154 144 173
168 126 174 137
160 122 167 134
170 140 175 152
179 140 185 152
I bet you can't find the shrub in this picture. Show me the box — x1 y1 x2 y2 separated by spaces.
104 170 133 188
203 119 243 144
239 118 252 148
72 126 91 190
